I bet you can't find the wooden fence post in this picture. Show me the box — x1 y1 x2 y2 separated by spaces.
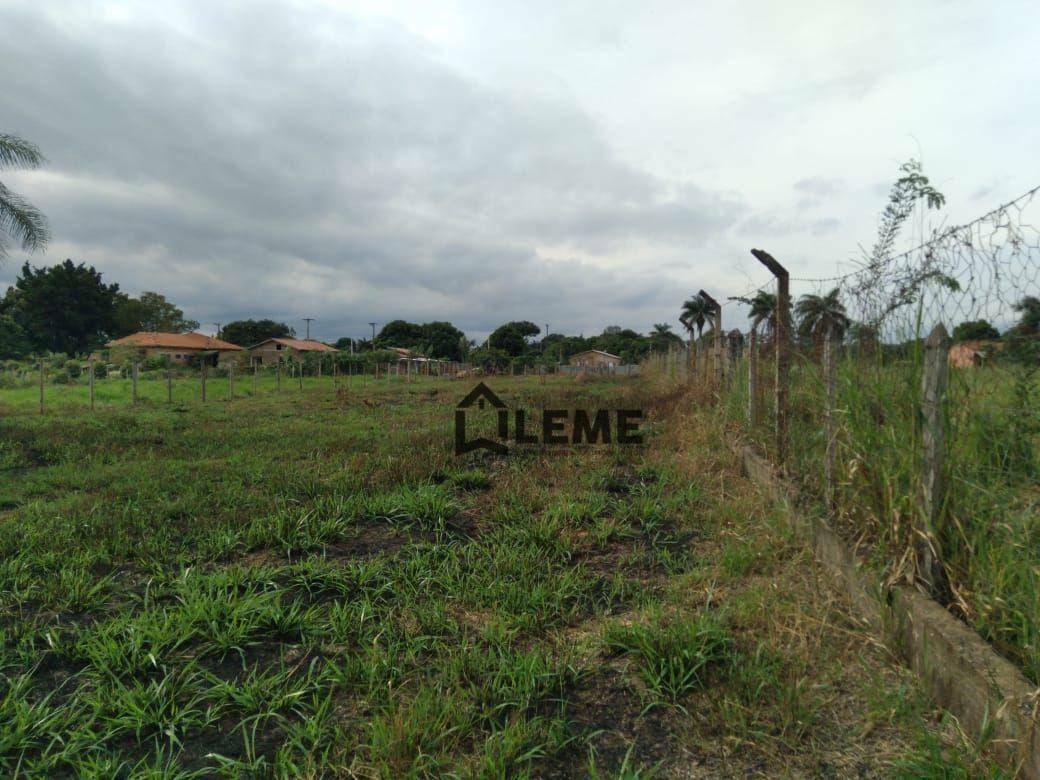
298 361 304 391
919 323 950 595
201 363 207 403
228 363 234 401
89 359 95 411
38 361 44 415
253 362 258 396
751 249 790 467
167 369 173 404
276 362 281 392
132 361 139 406
823 326 837 510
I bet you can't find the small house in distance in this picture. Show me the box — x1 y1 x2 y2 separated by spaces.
248 338 338 364
948 339 1004 368
568 349 621 368
106 332 244 365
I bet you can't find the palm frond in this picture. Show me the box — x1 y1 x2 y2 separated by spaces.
0 134 45 170
0 182 50 256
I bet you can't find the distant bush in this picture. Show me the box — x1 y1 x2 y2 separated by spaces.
51 371 73 385
93 363 108 379
66 363 82 379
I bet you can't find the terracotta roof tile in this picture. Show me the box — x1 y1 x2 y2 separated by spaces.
106 332 244 351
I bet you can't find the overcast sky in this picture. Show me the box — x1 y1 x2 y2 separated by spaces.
2 0 1037 341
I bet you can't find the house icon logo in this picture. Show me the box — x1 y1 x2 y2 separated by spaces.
455 382 509 455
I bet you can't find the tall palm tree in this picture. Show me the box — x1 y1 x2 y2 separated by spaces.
679 296 712 343
651 323 673 337
743 290 777 338
1 134 49 260
795 287 850 343
680 296 713 373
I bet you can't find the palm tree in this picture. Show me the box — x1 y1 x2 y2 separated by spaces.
651 323 673 337
738 290 777 339
679 297 712 343
680 296 713 373
795 288 850 343
1 134 49 260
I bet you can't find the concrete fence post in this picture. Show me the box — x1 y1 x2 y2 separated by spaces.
823 326 837 510
751 249 790 467
919 323 951 596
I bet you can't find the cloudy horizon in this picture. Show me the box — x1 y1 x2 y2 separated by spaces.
2 0 1037 342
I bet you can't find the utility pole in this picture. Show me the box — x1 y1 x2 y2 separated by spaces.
303 318 315 340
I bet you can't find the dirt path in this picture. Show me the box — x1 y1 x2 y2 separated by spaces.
545 389 1004 778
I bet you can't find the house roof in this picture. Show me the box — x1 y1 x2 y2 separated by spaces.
249 338 338 352
106 332 244 351
571 349 621 360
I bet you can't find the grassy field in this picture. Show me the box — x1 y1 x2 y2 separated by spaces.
722 351 1040 685
0 374 1006 776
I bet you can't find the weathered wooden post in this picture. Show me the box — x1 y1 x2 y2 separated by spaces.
317 358 322 383
167 369 173 404
751 249 790 467
276 361 281 392
253 362 258 396
228 363 234 401
823 326 837 510
38 361 44 415
919 323 951 595
201 363 207 402
89 359 95 411
132 361 139 406
747 326 758 427
298 361 304 391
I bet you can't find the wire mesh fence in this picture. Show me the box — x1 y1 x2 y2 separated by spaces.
648 185 1040 682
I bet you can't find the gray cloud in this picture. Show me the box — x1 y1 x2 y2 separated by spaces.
0 0 746 341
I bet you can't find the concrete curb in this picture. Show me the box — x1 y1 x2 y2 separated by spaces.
736 443 1040 778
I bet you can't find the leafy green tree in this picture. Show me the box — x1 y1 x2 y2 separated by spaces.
0 313 31 358
795 288 850 341
6 260 122 355
1012 296 1040 335
489 321 540 357
1 134 49 260
952 319 1000 342
113 291 199 336
375 320 424 349
221 319 294 346
374 320 466 360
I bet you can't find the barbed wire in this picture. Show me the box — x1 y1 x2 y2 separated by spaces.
712 183 1040 339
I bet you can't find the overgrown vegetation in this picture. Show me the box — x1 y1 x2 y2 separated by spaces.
0 375 994 775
